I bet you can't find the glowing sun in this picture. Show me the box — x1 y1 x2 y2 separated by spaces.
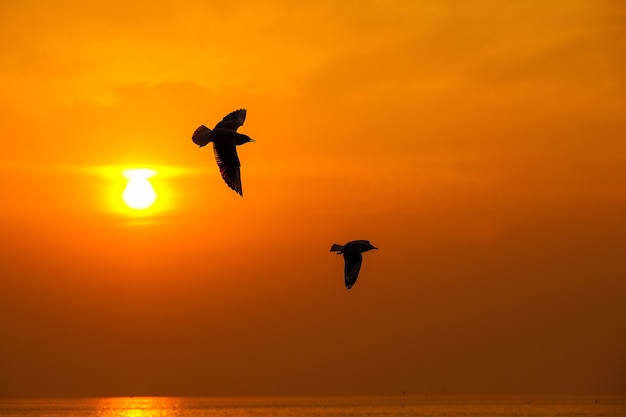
121 168 157 210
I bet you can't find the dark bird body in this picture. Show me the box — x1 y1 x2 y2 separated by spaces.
330 240 378 289
192 109 255 196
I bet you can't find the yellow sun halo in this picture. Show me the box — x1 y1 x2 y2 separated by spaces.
121 168 157 210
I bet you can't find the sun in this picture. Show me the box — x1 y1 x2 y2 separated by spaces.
121 168 157 210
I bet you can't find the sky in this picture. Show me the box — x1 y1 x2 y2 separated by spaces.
1 0 625 398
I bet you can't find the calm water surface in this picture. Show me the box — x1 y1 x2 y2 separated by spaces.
1 396 625 417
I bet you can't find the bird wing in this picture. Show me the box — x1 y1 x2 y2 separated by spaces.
192 125 212 147
213 140 243 196
343 251 363 289
214 109 246 132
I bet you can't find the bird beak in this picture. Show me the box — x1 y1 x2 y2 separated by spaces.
249 138 256 142
373 246 378 250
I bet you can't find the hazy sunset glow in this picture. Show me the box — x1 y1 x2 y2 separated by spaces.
0 0 625 399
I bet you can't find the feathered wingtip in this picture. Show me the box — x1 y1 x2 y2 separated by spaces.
192 125 212 147
330 243 344 253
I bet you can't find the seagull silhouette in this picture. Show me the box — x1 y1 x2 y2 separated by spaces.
330 240 378 289
192 109 255 196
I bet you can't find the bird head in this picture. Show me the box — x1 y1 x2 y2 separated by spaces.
236 134 255 145
363 243 378 252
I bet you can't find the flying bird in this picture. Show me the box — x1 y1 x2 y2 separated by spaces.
330 240 378 289
192 108 255 196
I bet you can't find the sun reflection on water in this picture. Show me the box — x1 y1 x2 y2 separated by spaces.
96 397 182 417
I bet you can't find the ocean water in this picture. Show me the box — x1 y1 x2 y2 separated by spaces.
0 396 625 417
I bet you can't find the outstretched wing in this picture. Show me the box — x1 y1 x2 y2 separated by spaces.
343 252 363 289
213 140 243 196
192 125 212 147
214 109 246 132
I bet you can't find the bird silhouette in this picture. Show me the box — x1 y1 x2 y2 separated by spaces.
192 109 255 196
330 240 378 289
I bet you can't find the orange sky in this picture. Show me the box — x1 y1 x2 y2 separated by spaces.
1 0 625 397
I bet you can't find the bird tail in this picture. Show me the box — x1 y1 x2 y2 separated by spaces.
330 243 344 253
192 125 213 147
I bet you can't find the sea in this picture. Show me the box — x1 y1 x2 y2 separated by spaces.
0 396 625 417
